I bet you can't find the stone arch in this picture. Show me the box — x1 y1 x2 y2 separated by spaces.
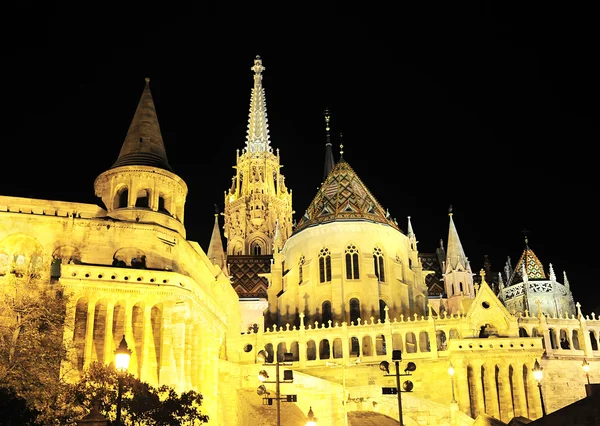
306 340 317 361
134 187 151 208
319 339 330 359
113 184 129 209
52 245 82 264
0 234 45 277
589 330 598 351
405 332 417 353
333 338 343 359
249 234 268 256
419 331 430 352
229 239 244 256
436 330 447 351
113 247 147 267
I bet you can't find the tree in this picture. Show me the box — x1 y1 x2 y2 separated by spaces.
72 361 209 425
0 271 75 424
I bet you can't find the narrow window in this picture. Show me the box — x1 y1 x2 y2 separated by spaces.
319 248 331 283
373 246 385 282
298 255 305 285
349 298 360 325
322 301 332 326
345 244 359 279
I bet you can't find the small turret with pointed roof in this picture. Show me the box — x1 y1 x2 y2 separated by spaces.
442 206 475 314
94 78 188 236
322 107 335 182
207 205 227 274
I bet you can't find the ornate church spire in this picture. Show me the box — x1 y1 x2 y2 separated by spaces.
323 107 335 181
245 56 272 155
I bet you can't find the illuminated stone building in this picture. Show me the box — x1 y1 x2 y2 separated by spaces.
0 56 598 425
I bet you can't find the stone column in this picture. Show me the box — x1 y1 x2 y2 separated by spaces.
497 363 514 422
103 302 114 365
454 360 471 415
140 305 153 383
483 362 500 419
158 302 175 386
512 364 528 418
470 361 486 418
83 300 95 369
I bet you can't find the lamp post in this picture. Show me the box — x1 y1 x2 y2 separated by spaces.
532 359 546 417
380 350 416 426
448 362 456 403
257 349 294 426
582 358 591 384
114 335 131 426
306 406 317 426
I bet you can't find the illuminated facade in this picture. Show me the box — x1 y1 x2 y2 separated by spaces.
0 56 598 425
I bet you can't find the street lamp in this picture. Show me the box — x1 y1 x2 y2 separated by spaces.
582 358 591 384
306 406 317 426
114 335 131 426
257 349 295 426
448 362 456 403
380 350 416 426
532 359 546 417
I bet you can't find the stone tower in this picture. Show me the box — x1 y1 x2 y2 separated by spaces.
223 56 293 298
94 78 188 239
443 206 475 314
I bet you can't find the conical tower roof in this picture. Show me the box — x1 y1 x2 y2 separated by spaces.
111 78 173 171
294 161 399 233
446 207 469 270
207 212 227 273
509 238 546 285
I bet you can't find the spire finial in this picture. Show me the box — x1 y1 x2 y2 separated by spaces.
145 77 150 83
324 107 332 144
521 228 530 246
448 205 453 216
339 132 345 162
251 55 265 75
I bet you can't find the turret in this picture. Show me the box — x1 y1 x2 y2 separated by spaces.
94 78 188 236
442 206 475 314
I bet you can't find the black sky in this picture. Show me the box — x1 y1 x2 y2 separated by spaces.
2 5 598 312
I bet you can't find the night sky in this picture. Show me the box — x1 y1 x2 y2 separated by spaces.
2 5 598 312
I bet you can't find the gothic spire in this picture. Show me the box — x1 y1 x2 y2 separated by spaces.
446 206 469 270
245 56 272 155
407 216 415 238
207 207 227 273
111 78 173 171
323 107 335 181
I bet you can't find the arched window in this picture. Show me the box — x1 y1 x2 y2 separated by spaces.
252 243 262 255
135 188 150 208
349 298 360 325
319 248 331 283
373 246 385 282
322 301 332 327
379 300 387 322
345 244 359 279
298 255 305 285
116 188 128 209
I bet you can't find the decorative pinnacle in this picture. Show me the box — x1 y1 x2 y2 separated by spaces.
145 77 150 83
251 55 265 75
448 205 453 216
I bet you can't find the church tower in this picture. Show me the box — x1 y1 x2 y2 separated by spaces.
94 78 188 237
223 56 293 298
443 206 475 314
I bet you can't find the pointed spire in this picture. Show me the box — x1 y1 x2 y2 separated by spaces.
549 263 556 281
273 218 283 252
563 271 570 289
407 216 415 238
245 55 272 155
111 78 173 171
323 107 335 181
446 206 468 269
207 206 227 272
